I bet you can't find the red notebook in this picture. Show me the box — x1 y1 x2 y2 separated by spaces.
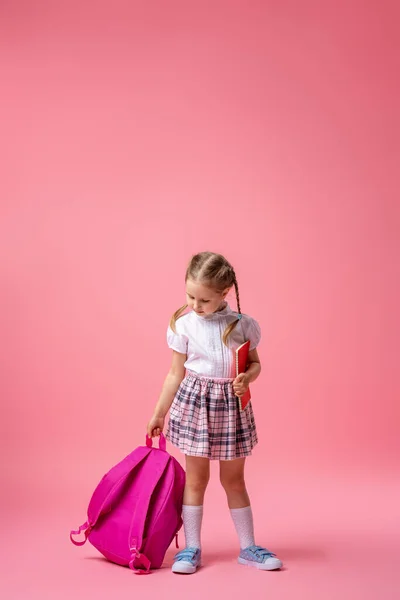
235 340 251 411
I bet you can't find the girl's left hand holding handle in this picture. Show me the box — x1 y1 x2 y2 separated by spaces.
147 415 165 438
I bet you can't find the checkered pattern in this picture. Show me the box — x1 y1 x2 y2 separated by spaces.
165 370 258 460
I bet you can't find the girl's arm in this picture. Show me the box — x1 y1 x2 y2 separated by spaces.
147 351 186 437
233 348 261 397
245 348 261 383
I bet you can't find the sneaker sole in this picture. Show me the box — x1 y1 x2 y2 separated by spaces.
172 562 201 574
238 557 282 571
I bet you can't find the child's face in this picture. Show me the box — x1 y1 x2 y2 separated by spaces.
186 279 230 316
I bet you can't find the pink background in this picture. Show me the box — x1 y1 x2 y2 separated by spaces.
1 1 399 598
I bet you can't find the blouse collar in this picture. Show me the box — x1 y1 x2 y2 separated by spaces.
192 302 235 320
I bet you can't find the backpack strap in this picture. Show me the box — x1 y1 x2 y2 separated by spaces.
70 446 152 546
128 450 171 574
70 521 91 546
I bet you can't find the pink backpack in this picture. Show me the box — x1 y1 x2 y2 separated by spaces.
70 434 185 574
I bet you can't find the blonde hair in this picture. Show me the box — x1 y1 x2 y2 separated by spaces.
170 251 242 347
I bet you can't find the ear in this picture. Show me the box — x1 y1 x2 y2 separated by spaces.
221 286 232 298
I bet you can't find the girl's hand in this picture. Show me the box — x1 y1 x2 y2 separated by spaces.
233 373 250 397
147 415 165 438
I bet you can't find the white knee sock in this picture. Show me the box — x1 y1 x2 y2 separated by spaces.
230 506 255 549
182 505 203 549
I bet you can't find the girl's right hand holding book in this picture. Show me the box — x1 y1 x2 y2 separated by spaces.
147 415 165 438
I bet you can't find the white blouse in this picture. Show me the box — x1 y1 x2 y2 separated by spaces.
166 302 261 378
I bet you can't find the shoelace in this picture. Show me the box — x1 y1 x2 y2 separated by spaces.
247 545 276 560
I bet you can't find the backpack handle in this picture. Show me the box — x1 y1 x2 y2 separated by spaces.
146 433 166 452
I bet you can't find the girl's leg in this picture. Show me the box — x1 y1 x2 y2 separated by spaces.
219 457 250 509
184 456 210 506
220 458 255 548
220 458 282 570
172 456 209 574
182 456 210 549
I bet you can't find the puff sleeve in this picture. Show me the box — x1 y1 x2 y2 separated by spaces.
243 316 261 351
166 320 189 354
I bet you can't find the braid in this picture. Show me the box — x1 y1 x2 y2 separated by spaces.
231 269 242 316
221 266 243 346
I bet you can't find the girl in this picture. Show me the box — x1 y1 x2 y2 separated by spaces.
147 251 282 574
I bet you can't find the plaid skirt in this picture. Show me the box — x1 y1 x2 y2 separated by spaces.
165 370 258 461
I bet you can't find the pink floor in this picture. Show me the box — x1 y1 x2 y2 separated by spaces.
2 469 399 600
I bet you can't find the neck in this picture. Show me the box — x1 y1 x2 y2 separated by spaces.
214 301 227 313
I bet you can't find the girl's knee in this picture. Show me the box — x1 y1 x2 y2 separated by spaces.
186 473 210 494
220 473 246 493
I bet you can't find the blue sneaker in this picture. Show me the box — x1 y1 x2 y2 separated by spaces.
172 547 202 574
238 545 282 570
